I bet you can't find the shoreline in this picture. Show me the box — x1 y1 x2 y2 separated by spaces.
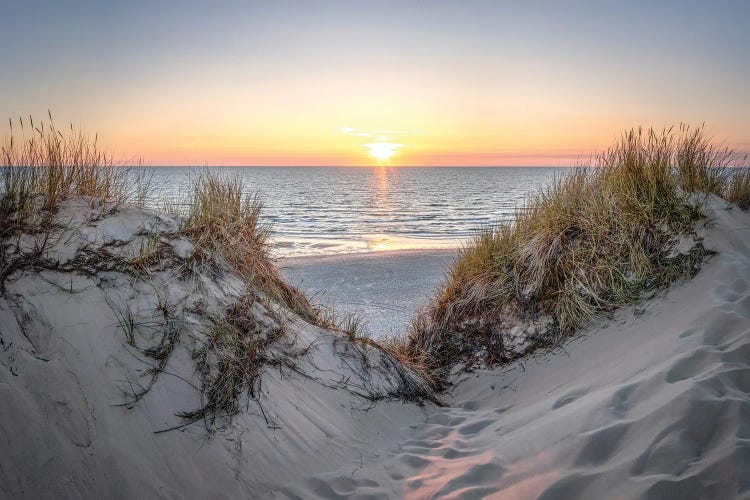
271 233 465 260
278 246 459 265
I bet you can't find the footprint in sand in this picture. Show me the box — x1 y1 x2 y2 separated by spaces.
461 400 481 410
398 453 432 469
538 473 596 500
631 387 739 477
304 476 380 499
552 387 589 410
679 328 699 338
441 447 477 460
665 349 716 383
494 404 514 415
701 313 748 348
457 418 495 437
608 383 637 419
574 422 630 466
721 341 750 365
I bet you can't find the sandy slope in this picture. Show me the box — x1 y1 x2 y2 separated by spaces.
0 198 429 498
275 196 750 499
1 196 749 499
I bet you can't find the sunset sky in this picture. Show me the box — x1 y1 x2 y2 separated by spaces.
2 1 749 166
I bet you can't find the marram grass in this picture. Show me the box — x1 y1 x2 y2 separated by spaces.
0 113 149 234
181 172 319 321
404 125 749 384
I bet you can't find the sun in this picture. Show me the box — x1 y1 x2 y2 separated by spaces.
365 141 402 162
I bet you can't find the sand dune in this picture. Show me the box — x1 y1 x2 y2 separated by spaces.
276 196 750 499
0 198 430 498
1 196 749 498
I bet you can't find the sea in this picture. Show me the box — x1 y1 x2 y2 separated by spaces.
142 166 568 258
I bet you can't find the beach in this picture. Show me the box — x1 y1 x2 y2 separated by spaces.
1 195 749 498
281 249 457 337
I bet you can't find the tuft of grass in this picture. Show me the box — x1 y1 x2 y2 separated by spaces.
405 125 744 384
315 304 367 339
179 293 284 426
673 124 733 195
130 229 162 276
0 165 39 227
1 113 147 234
340 312 366 340
181 172 319 321
107 296 139 347
724 167 750 210
379 329 434 386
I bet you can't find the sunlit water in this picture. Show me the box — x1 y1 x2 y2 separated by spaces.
140 166 567 257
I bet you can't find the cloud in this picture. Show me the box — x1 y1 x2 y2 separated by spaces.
372 129 421 136
341 126 370 138
342 127 421 139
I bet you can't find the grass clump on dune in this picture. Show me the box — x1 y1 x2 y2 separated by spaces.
724 168 750 209
0 113 147 234
177 292 285 428
405 125 747 383
182 172 319 321
181 173 391 335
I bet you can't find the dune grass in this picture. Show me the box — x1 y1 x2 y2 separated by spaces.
404 126 747 383
177 292 285 427
312 303 369 339
179 172 394 335
181 172 321 322
724 168 750 209
0 114 353 336
0 113 148 235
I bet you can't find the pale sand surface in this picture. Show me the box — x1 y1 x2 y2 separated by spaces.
1 196 749 498
280 249 457 337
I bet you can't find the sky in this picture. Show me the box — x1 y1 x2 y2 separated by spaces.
1 0 749 166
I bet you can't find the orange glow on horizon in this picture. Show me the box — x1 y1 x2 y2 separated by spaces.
105 117 614 167
61 93 750 167
94 101 750 167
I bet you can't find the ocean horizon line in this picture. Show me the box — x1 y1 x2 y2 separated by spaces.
141 164 570 168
